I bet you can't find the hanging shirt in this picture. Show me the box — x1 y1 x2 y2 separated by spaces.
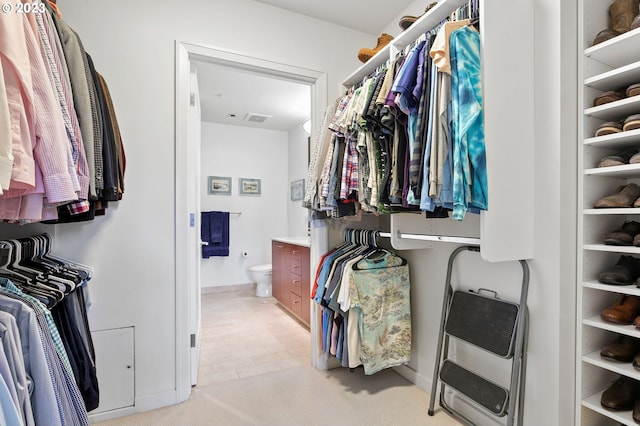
392 40 426 205
450 25 487 220
349 251 411 375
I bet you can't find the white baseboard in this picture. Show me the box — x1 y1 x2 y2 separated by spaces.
200 283 254 294
88 389 177 423
393 364 433 394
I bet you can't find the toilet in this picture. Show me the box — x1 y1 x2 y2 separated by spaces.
248 264 272 297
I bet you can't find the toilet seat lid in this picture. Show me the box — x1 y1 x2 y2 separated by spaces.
249 264 272 272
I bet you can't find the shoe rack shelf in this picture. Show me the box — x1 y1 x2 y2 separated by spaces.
585 163 640 176
578 1 640 425
585 59 640 91
585 96 640 121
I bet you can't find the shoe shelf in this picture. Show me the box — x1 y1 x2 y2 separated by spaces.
584 208 640 215
584 27 640 70
585 60 640 91
583 314 640 336
342 0 469 87
583 280 640 297
583 350 640 377
584 96 640 121
584 129 640 149
579 1 640 424
583 391 636 425
585 163 640 177
583 244 640 254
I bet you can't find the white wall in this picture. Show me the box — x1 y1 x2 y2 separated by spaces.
53 0 374 417
199 123 288 288
287 124 310 237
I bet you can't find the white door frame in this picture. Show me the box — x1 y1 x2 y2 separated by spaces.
174 41 328 402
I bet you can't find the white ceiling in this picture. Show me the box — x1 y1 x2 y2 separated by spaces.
195 0 417 131
195 61 311 131
252 0 416 34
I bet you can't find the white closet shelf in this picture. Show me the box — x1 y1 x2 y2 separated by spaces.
584 163 640 176
583 315 640 334
342 0 468 87
584 128 640 148
378 231 480 246
582 350 640 377
585 28 640 69
584 60 640 91
583 280 640 296
582 391 635 425
584 208 640 215
583 244 640 254
584 95 640 120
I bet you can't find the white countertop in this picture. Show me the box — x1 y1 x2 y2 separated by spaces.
272 237 310 247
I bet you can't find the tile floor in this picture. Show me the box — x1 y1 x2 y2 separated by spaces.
197 290 310 386
96 289 462 425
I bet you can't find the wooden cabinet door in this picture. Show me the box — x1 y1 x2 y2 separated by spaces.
271 241 284 303
300 246 311 325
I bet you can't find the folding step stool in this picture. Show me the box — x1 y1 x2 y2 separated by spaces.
428 246 530 426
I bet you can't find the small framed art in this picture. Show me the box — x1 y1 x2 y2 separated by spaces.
208 176 232 195
239 178 261 196
290 179 305 201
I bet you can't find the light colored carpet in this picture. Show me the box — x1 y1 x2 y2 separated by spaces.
96 365 461 426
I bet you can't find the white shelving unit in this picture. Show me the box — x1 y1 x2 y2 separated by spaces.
339 0 535 262
578 0 640 423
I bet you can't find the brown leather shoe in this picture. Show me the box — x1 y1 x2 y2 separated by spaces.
601 335 640 361
601 375 640 410
592 28 622 45
634 398 640 423
632 352 640 369
594 183 640 208
598 148 638 167
357 34 393 63
604 221 640 245
610 0 640 33
594 90 626 106
602 295 640 324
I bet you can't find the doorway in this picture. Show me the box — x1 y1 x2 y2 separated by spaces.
175 41 328 402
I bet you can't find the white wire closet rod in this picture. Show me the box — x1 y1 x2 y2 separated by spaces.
378 231 481 246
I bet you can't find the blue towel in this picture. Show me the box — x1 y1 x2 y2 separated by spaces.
201 211 230 258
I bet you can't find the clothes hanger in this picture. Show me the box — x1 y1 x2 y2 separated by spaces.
0 241 59 306
22 236 83 286
352 249 408 269
38 234 93 281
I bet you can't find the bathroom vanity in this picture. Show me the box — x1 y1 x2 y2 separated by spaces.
271 238 310 327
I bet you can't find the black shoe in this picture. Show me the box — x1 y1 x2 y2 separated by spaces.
599 255 640 285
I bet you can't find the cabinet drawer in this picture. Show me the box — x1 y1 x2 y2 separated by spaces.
290 258 302 274
291 276 302 296
290 247 303 261
290 293 302 317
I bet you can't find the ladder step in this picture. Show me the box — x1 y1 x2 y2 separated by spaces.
439 360 509 416
445 290 519 357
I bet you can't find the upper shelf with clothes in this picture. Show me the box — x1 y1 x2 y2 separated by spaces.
343 0 470 87
333 0 535 262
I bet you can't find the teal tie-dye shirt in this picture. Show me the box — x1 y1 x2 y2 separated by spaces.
450 26 488 220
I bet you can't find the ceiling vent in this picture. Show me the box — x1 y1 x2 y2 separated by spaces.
244 113 271 123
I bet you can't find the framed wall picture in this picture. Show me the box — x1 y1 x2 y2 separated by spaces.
208 176 232 195
239 178 261 196
290 179 305 201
